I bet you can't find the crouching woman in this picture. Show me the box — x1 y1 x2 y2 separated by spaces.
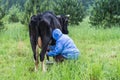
47 29 80 62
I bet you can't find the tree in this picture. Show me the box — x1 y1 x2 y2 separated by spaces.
21 0 55 25
89 0 120 28
1 0 26 10
8 4 21 23
0 0 5 31
53 0 85 25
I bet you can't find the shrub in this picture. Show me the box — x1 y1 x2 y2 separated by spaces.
89 0 120 28
0 0 5 31
8 4 21 23
53 0 85 25
22 0 55 26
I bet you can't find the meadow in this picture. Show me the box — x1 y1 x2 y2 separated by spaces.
0 18 120 80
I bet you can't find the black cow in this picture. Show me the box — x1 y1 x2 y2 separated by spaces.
29 11 69 71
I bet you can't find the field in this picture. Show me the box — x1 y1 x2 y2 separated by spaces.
0 18 120 80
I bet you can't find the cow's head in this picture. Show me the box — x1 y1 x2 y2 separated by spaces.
57 14 70 34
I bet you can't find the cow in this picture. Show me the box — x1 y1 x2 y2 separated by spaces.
29 11 69 72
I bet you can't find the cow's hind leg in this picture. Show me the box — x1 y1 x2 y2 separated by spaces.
30 37 39 72
34 45 39 72
34 37 42 71
40 37 51 72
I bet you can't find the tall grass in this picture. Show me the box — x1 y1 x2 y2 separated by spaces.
0 22 28 41
0 19 120 80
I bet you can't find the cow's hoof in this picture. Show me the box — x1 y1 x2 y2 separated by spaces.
35 67 38 72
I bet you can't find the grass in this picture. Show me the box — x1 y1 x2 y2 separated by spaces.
0 19 120 80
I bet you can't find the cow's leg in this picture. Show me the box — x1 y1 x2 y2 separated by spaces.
38 36 49 61
34 45 39 72
40 50 47 72
34 36 43 71
30 36 39 71
40 53 46 72
40 36 51 72
41 60 46 72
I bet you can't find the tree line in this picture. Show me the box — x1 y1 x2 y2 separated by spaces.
90 0 120 28
0 0 120 31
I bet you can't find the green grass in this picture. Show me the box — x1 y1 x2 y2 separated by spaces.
0 19 120 80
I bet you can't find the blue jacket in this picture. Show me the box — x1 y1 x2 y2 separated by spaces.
48 29 80 60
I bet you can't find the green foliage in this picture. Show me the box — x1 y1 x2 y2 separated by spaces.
1 0 26 10
90 0 120 28
8 5 21 23
53 0 85 25
21 0 55 25
40 0 55 12
0 0 5 31
6 0 85 25
20 0 39 25
0 23 28 42
81 0 95 10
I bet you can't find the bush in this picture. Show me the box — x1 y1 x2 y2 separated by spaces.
22 0 55 26
22 0 85 25
53 0 85 25
0 0 5 31
8 4 21 23
89 0 120 28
